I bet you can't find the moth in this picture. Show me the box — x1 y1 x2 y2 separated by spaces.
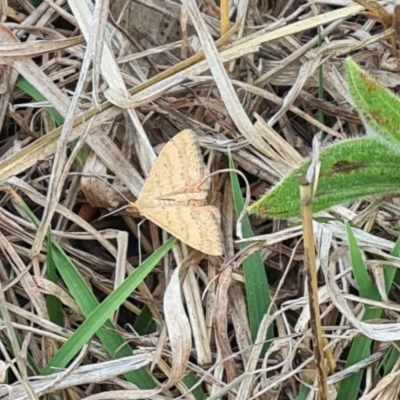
128 130 224 256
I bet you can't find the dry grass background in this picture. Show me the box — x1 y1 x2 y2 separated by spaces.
2 0 400 399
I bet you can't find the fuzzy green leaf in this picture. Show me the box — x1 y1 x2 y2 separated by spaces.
346 57 400 152
247 138 400 218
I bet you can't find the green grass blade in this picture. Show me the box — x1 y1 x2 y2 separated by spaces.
15 194 163 388
294 385 311 400
45 243 159 388
134 306 157 335
182 373 205 400
42 237 175 374
381 236 400 375
45 232 64 326
336 223 385 400
228 154 273 348
345 223 381 301
16 76 64 126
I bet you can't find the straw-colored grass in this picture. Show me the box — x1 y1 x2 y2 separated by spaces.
1 1 400 399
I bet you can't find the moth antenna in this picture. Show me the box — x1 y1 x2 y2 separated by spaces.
92 172 132 203
72 172 136 223
47 171 133 204
96 204 129 221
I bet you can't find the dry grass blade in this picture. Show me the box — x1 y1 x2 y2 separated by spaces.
0 263 36 399
0 35 84 64
0 5 364 184
0 25 75 117
182 0 267 155
0 353 154 399
30 0 118 257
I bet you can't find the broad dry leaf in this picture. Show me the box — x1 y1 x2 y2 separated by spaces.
81 150 120 209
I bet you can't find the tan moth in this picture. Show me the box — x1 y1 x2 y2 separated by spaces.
128 130 224 256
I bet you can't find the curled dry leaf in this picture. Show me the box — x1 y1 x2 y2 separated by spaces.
163 265 191 387
214 267 237 382
81 151 120 209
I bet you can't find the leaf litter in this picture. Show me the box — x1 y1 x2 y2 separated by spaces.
2 1 400 399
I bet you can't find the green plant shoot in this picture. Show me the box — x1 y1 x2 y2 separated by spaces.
248 58 400 218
